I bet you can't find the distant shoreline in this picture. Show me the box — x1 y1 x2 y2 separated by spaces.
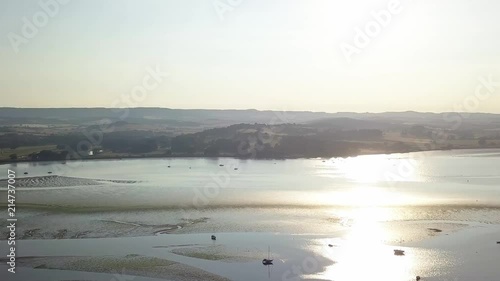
2 146 499 165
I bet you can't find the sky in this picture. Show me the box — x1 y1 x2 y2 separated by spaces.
1 0 499 113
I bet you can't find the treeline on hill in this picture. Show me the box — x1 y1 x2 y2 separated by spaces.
169 124 388 158
0 131 169 152
9 121 498 162
0 123 395 160
1 131 171 161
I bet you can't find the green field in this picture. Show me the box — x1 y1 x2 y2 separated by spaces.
0 145 58 160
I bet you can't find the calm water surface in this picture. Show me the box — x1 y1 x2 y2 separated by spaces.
2 148 500 209
1 149 500 281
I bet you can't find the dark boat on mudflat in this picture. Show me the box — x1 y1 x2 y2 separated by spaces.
262 246 273 265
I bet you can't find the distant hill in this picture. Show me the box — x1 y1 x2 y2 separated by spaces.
1 108 500 130
1 108 500 162
0 108 332 127
308 117 397 130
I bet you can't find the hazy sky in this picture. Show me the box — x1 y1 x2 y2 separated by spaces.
1 0 499 113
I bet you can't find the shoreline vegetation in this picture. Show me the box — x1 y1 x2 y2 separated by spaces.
1 109 500 164
1 145 500 165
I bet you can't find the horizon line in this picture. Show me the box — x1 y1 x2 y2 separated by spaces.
1 107 500 115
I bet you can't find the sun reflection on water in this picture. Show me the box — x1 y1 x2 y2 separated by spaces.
315 153 424 207
322 154 421 184
309 207 417 281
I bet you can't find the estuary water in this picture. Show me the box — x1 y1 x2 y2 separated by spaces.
1 149 500 281
2 148 500 209
1 148 499 237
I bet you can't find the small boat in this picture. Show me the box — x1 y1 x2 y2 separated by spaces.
219 164 224 167
24 172 28 175
394 249 405 256
328 244 334 247
167 165 171 168
234 168 238 170
48 171 52 174
262 246 273 265
262 259 273 265
211 235 216 240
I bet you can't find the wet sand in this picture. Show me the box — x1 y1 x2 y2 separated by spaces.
0 175 138 188
1 220 499 281
3 206 499 241
0 255 229 281
1 152 499 280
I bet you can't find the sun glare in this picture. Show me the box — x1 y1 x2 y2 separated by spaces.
336 154 397 183
310 207 416 281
